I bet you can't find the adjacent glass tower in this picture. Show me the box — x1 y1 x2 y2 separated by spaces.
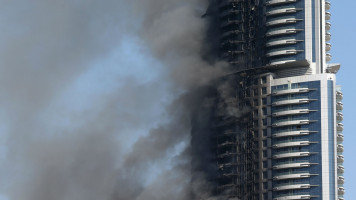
204 0 344 199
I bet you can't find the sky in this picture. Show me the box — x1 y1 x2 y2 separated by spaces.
0 0 353 199
331 0 356 198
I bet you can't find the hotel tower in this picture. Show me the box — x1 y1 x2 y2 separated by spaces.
195 0 345 199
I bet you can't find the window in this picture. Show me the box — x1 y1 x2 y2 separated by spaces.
263 161 268 169
263 129 268 137
262 76 267 84
262 98 267 105
263 118 267 126
254 89 258 96
262 87 267 95
254 109 258 116
263 150 268 158
263 140 268 147
254 99 258 106
262 107 267 115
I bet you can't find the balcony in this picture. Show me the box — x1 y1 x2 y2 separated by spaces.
273 162 315 170
272 120 315 127
325 11 331 20
266 18 301 27
326 53 332 62
326 32 331 41
272 98 315 106
338 187 345 195
337 112 343 121
338 176 345 184
337 165 345 174
266 28 303 37
266 49 301 57
336 91 343 100
273 195 311 200
326 22 331 30
337 144 344 153
273 173 313 180
326 43 332 51
273 141 311 149
266 0 297 6
272 130 316 138
336 102 343 111
266 7 301 16
273 152 313 159
325 1 331 10
272 109 314 117
272 88 311 96
266 39 299 47
337 133 344 142
273 184 312 191
337 155 344 163
337 123 344 131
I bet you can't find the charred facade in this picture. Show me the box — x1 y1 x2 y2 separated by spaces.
192 0 344 200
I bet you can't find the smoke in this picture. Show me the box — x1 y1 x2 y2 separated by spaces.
0 0 231 200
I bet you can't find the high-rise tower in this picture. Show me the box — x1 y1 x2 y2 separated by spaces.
194 0 344 199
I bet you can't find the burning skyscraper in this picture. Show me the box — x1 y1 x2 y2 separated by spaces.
192 0 344 199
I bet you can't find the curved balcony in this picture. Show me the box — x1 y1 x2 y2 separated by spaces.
338 176 345 184
338 187 345 195
272 98 314 106
326 22 331 30
272 109 314 117
272 130 316 138
325 1 331 10
326 32 331 41
266 39 300 47
267 28 302 37
338 198 345 200
337 112 343 121
337 165 345 174
272 88 311 96
269 59 297 66
336 91 343 100
273 173 314 180
266 49 301 57
273 141 311 149
326 53 332 62
273 184 311 191
273 152 313 159
273 162 315 170
272 120 315 127
266 7 301 16
337 133 344 142
218 141 236 148
337 144 344 153
266 18 301 27
325 11 331 20
336 102 343 111
337 123 344 131
326 43 332 51
337 155 344 163
266 0 297 6
273 195 311 200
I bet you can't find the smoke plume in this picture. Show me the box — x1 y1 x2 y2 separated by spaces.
0 0 231 199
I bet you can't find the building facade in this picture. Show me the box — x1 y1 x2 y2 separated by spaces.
203 0 344 199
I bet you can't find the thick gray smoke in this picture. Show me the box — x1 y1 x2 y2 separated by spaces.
0 0 230 200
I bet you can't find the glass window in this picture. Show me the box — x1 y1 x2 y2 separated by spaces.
262 76 267 84
263 129 268 137
254 89 258 96
254 99 258 106
262 98 267 105
262 87 267 94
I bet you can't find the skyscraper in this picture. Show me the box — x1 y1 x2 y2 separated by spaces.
194 0 344 199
